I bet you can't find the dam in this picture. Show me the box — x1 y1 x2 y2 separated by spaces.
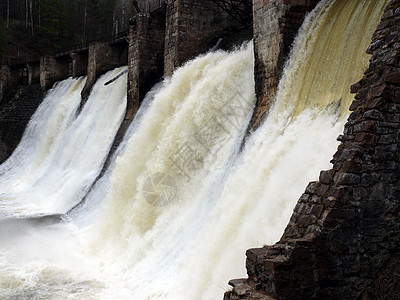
0 0 399 299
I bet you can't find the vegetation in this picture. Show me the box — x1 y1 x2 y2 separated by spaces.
0 0 134 60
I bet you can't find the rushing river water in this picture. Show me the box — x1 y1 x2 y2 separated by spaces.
0 0 388 299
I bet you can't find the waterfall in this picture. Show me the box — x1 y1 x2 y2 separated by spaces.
0 0 389 299
0 67 127 217
69 82 164 226
86 42 256 299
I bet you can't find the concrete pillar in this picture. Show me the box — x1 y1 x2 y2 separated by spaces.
26 61 40 86
126 13 165 120
70 51 88 78
40 56 53 90
249 0 320 130
80 42 107 105
27 63 32 86
81 41 128 106
40 56 70 90
164 0 241 76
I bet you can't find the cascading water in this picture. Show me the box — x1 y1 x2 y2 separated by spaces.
70 82 164 226
0 67 127 217
86 42 256 300
0 0 388 299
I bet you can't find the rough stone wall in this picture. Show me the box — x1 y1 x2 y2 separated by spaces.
26 62 40 86
0 84 43 163
81 41 128 105
364 254 400 298
1 65 26 103
250 0 320 130
164 0 242 76
127 12 165 119
81 42 109 104
225 1 400 299
70 51 88 78
40 56 70 91
0 65 10 103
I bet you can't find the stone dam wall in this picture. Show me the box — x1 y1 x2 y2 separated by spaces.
0 84 42 163
0 1 400 298
0 0 247 159
225 0 400 298
250 0 320 130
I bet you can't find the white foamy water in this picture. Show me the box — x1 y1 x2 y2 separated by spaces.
0 0 389 299
70 82 163 226
86 42 255 300
0 67 127 217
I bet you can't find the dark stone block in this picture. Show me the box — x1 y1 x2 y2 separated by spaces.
363 109 384 121
334 172 361 185
355 132 379 145
228 278 248 287
354 120 377 133
305 181 319 194
365 97 386 109
299 193 310 203
385 68 400 85
341 160 363 173
297 214 317 227
316 184 330 196
309 204 324 218
319 169 335 185
379 134 395 144
349 100 361 111
361 173 381 186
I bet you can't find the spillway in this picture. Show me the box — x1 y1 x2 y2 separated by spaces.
0 67 127 217
0 0 389 299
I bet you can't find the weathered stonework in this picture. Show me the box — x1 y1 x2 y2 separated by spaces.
40 56 70 91
0 65 10 103
164 0 242 76
69 51 88 78
225 0 400 299
26 61 41 86
0 84 43 163
250 0 320 130
0 64 27 104
127 12 165 120
81 41 128 105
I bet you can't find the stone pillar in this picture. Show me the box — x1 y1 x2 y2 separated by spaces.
40 56 70 90
70 51 88 78
81 42 107 104
127 13 165 120
250 0 320 130
40 56 54 90
26 63 32 86
26 61 40 86
225 1 400 299
81 42 128 106
164 0 241 76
